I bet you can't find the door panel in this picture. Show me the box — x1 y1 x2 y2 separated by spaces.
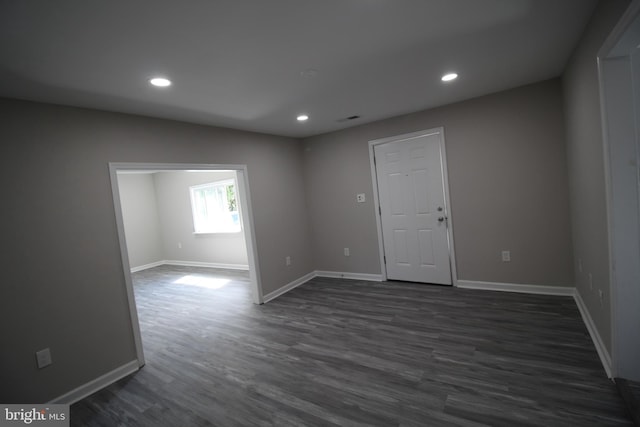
388 173 405 215
393 229 410 264
374 133 451 285
418 229 435 266
412 169 429 213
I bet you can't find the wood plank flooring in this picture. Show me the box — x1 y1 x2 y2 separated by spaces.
616 378 640 426
71 266 632 426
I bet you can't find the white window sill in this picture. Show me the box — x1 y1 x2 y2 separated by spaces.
193 230 241 235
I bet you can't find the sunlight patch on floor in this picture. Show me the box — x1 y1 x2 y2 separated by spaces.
173 275 231 289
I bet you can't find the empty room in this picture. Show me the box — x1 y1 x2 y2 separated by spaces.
1 1 639 426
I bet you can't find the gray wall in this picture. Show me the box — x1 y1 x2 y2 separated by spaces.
303 78 574 287
0 98 313 403
154 171 248 267
562 0 630 354
117 173 164 268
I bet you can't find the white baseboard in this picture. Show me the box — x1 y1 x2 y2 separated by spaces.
456 280 575 296
130 260 165 273
130 260 249 273
49 360 139 404
163 260 249 270
315 270 384 282
574 290 613 378
263 271 316 303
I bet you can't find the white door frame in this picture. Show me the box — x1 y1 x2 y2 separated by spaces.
369 127 458 285
108 162 264 367
597 1 640 381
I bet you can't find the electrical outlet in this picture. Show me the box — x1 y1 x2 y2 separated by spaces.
178 242 182 249
344 248 350 256
36 348 52 369
356 193 366 203
501 250 511 262
285 256 291 266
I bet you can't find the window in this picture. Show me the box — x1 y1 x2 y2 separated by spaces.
189 179 240 233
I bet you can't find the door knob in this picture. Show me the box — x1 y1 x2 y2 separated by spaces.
438 217 445 222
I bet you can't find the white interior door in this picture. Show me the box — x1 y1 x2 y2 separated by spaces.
374 132 452 285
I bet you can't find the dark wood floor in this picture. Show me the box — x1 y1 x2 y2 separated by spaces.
71 266 632 426
617 378 640 426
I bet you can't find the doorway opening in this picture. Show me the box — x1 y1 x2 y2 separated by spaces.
109 162 263 366
369 128 457 285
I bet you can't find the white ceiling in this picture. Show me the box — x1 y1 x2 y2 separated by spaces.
0 0 597 138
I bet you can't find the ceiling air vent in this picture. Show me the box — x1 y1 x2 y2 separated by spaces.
336 115 361 123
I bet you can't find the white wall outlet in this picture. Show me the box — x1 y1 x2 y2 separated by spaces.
36 348 52 369
178 242 182 249
344 247 350 256
589 273 593 290
285 256 291 266
501 250 511 262
356 193 366 203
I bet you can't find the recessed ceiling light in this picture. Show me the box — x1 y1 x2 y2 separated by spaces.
297 114 309 122
441 73 458 82
149 77 172 87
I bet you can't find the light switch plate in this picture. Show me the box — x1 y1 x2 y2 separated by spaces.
36 348 52 369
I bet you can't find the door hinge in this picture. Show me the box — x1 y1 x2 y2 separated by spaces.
379 206 382 215
373 155 377 165
383 255 386 264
